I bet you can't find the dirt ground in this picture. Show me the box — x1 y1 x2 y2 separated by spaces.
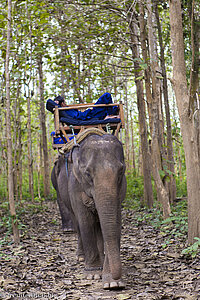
0 200 200 300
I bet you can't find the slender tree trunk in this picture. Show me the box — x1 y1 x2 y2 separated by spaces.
13 80 20 202
124 79 130 170
138 2 153 134
5 0 20 244
27 93 34 201
177 139 183 181
146 0 171 218
0 117 8 199
169 0 200 243
37 55 50 198
25 1 34 201
154 2 176 203
130 110 136 170
87 60 92 101
189 0 200 117
188 0 200 175
37 142 41 200
14 99 23 203
65 46 83 103
113 65 118 101
128 13 154 208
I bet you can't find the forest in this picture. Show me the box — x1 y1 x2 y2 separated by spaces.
0 0 200 298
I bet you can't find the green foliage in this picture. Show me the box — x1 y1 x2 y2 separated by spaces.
124 171 145 209
0 197 48 247
0 213 13 234
0 169 57 202
131 197 188 249
182 238 200 258
176 176 187 198
157 200 187 247
134 206 163 226
0 0 193 254
51 219 58 225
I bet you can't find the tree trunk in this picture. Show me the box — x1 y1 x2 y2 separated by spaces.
13 79 20 202
65 45 83 103
5 0 20 244
188 0 200 176
146 0 171 217
128 13 154 208
25 1 34 201
130 110 136 170
169 0 200 243
189 0 200 118
37 141 41 200
37 55 50 198
176 139 183 181
124 79 130 170
154 1 176 203
27 93 34 202
138 2 153 134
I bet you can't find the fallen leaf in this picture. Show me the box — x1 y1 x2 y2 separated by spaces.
116 293 132 300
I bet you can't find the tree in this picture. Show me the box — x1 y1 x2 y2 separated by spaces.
127 3 154 209
25 0 34 202
38 54 50 198
169 0 200 243
146 0 171 218
154 1 176 203
5 0 20 244
0 0 190 228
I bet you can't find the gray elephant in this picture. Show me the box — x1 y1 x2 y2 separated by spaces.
51 167 75 232
51 133 126 289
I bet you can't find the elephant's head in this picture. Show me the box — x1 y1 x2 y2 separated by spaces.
70 134 126 198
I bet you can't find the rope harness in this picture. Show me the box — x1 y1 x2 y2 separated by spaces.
59 127 106 154
55 127 109 177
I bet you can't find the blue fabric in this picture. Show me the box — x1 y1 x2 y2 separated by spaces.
46 99 80 119
92 92 118 118
51 131 77 144
59 116 121 126
51 131 67 144
46 92 118 121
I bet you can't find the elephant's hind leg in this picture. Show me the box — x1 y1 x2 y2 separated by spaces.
77 209 103 280
76 231 85 262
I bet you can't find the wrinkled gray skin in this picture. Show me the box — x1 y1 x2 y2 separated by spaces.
51 134 126 290
51 168 75 232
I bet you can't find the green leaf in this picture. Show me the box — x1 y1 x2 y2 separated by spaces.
135 75 144 81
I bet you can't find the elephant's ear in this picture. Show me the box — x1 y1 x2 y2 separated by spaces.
69 145 81 182
68 145 80 163
55 155 64 178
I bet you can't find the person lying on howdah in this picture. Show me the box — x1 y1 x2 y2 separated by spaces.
46 92 120 124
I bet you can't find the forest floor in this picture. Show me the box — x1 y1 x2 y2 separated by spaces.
0 200 200 300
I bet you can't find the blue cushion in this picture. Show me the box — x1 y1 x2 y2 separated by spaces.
59 116 121 126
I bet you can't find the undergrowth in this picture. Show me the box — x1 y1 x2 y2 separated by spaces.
124 172 199 257
0 197 49 247
1 171 198 258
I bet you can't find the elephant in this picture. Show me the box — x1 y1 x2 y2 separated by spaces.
51 133 126 289
51 167 75 232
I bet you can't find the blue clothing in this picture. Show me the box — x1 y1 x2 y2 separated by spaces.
51 131 77 144
46 93 118 121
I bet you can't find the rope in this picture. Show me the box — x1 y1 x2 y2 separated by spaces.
59 127 107 154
